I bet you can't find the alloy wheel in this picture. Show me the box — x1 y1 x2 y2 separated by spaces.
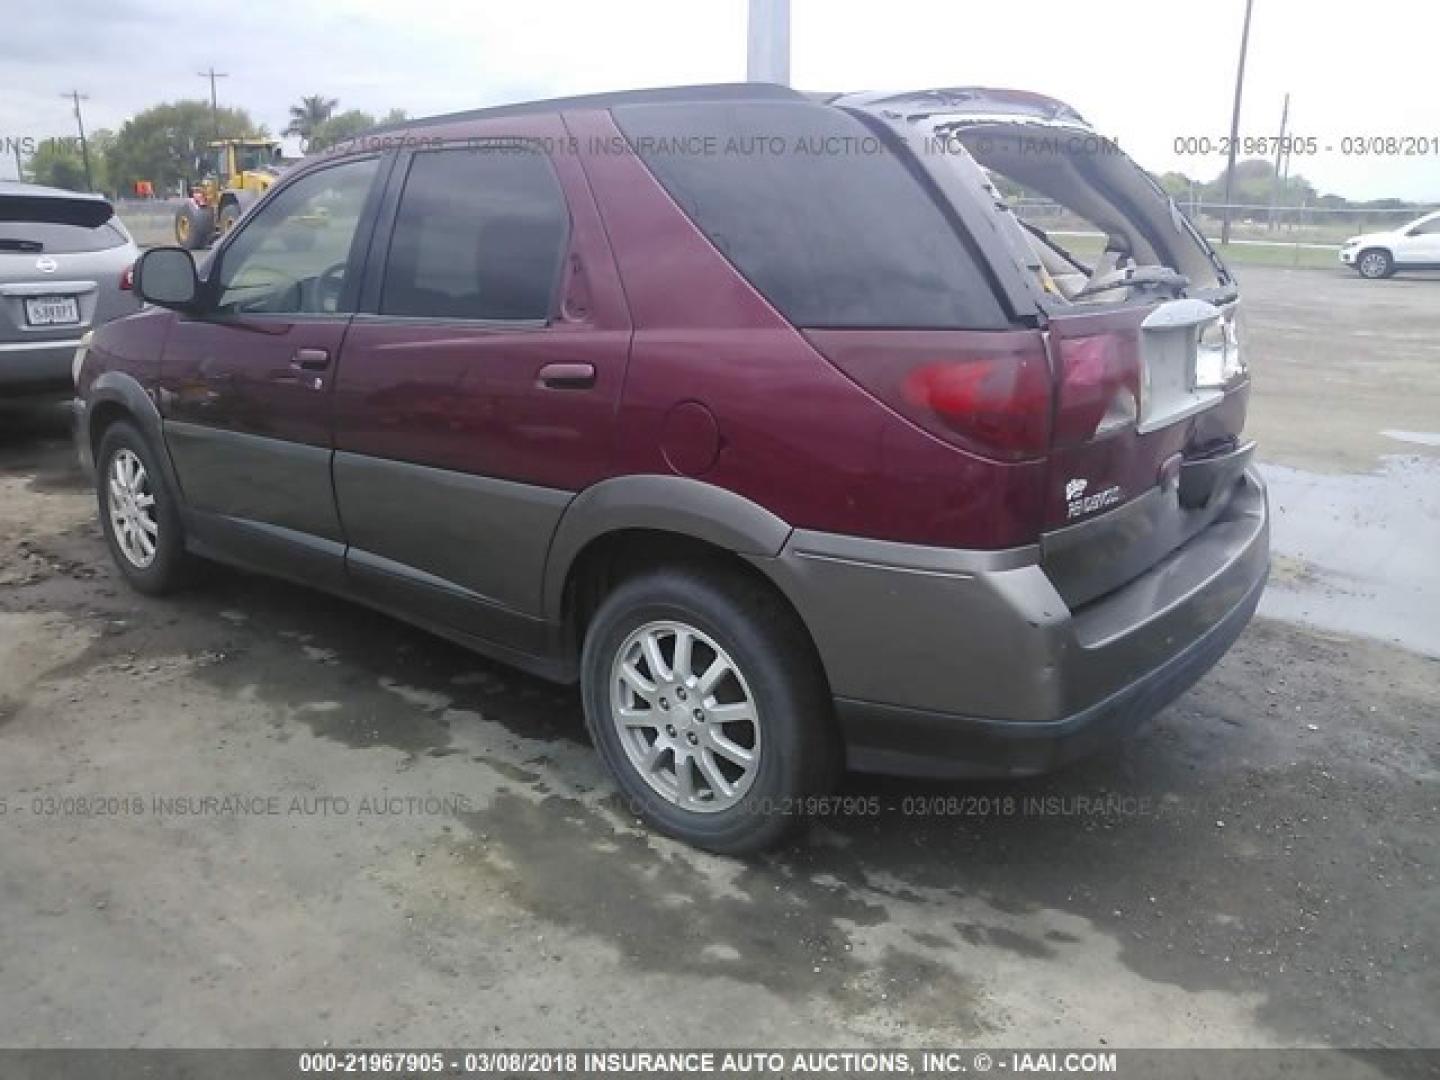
609 620 761 813
107 448 159 569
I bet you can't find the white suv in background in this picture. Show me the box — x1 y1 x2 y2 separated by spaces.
1339 210 1440 278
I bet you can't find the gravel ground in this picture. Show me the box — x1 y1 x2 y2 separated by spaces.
0 266 1435 1063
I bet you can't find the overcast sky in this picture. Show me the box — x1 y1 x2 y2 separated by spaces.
4 0 1437 202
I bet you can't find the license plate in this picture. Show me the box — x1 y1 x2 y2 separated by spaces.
24 296 80 326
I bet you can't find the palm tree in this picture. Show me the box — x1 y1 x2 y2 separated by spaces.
284 95 338 151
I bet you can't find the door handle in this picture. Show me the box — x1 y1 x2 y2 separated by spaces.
291 348 331 371
537 362 596 390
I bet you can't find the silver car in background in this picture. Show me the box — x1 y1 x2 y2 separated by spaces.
1 181 140 398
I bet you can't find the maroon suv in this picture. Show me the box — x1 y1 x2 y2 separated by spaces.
75 84 1269 853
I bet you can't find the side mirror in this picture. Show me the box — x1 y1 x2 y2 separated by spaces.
134 247 201 310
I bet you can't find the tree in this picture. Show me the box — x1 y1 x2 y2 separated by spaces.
379 108 408 126
309 109 378 151
87 128 117 194
284 95 339 151
1202 159 1316 208
27 140 89 191
106 101 259 196
1156 171 1195 200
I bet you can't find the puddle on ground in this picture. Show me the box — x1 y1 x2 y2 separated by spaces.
1259 456 1440 657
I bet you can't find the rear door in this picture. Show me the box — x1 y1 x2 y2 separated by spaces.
331 117 630 651
158 154 385 588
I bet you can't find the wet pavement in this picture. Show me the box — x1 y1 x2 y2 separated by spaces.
1261 456 1440 657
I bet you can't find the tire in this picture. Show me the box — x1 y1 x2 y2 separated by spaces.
174 203 213 250
95 420 195 595
581 563 838 855
1356 248 1394 279
217 200 242 236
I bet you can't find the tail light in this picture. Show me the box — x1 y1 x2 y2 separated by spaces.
119 264 134 291
805 331 1053 461
1195 308 1247 389
1052 333 1140 449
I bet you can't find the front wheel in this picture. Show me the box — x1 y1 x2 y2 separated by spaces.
96 421 195 595
174 203 213 250
581 564 838 855
1356 248 1393 279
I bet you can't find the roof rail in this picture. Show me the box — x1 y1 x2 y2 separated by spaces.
369 82 807 136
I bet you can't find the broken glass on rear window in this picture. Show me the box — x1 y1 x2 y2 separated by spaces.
927 120 1228 307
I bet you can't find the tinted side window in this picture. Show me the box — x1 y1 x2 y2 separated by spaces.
380 147 569 321
612 102 1008 330
215 156 379 315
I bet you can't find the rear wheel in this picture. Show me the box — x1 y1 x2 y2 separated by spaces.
1356 248 1393 279
581 564 838 855
96 421 194 595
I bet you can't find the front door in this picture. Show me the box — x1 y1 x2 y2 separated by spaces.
158 154 384 588
331 124 630 651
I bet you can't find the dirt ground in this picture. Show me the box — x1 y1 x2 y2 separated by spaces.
0 265 1435 1059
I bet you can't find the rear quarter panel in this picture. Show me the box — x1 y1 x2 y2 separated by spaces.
569 108 1045 550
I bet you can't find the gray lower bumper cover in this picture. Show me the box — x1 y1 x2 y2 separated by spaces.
0 339 81 393
757 468 1270 778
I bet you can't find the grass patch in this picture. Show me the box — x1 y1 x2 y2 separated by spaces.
1212 242 1340 271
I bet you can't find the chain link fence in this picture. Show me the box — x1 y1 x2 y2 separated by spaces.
1011 199 1438 267
113 197 187 248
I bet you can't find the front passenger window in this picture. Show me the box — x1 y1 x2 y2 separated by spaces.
215 156 379 316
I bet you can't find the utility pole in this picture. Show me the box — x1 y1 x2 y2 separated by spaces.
198 67 228 139
747 0 791 86
1219 0 1255 247
62 90 94 192
1269 92 1290 232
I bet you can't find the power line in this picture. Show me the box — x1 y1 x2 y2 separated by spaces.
198 67 229 140
1269 92 1291 231
1220 0 1256 247
61 90 94 192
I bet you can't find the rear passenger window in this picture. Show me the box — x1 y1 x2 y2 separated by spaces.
613 101 1009 330
380 147 569 321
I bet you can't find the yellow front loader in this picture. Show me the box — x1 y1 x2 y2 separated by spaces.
174 139 285 250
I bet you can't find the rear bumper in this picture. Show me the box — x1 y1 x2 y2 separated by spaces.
759 468 1270 778
0 338 83 394
834 565 1266 777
